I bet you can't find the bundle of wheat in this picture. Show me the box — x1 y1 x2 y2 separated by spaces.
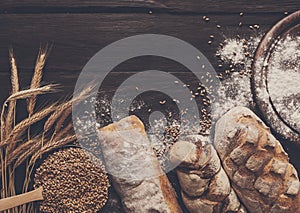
0 47 84 213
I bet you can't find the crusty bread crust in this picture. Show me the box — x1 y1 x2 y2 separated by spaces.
170 136 247 213
99 115 182 213
214 107 300 212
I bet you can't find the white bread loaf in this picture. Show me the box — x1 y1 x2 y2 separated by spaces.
99 115 182 213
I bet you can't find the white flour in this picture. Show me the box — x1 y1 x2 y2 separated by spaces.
213 36 260 120
217 36 261 74
268 35 300 131
213 72 254 121
215 34 300 134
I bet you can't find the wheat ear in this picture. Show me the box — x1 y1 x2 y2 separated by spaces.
30 134 77 165
43 100 72 132
27 46 49 115
1 104 56 150
5 139 37 167
7 84 59 102
43 84 94 133
4 49 20 139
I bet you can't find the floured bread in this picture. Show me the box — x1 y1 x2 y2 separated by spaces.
214 106 300 212
169 135 247 213
99 115 182 213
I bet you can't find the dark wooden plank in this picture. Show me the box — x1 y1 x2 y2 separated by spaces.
0 12 286 72
0 12 287 100
0 0 299 14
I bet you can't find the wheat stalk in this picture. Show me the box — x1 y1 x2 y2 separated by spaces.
53 122 73 141
4 139 37 169
43 84 94 133
6 84 59 102
27 47 49 115
1 104 56 150
30 134 77 165
55 107 72 132
4 49 20 139
43 100 72 132
13 142 41 170
9 49 19 93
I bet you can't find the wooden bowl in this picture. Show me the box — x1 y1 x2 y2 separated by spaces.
252 10 300 145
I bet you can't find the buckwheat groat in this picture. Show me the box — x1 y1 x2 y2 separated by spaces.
169 136 247 213
214 106 300 212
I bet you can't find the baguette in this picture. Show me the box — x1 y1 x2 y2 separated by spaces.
214 106 300 212
99 115 182 213
169 135 247 213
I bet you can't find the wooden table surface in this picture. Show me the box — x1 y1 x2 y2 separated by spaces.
0 1 299 211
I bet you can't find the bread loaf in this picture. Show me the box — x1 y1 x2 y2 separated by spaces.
214 106 300 212
99 115 182 213
169 135 247 213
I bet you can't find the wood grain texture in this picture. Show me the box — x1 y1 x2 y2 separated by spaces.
0 1 299 212
0 11 290 107
0 0 299 14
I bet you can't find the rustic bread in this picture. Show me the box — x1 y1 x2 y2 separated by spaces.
99 115 182 213
214 106 300 212
169 136 247 213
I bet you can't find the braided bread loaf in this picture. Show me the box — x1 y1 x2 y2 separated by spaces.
169 135 247 213
214 106 300 212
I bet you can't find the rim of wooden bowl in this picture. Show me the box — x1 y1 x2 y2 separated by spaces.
252 10 300 145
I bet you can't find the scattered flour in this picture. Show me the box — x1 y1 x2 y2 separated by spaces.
214 36 260 120
268 35 300 131
216 34 300 137
217 36 261 74
213 72 254 121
